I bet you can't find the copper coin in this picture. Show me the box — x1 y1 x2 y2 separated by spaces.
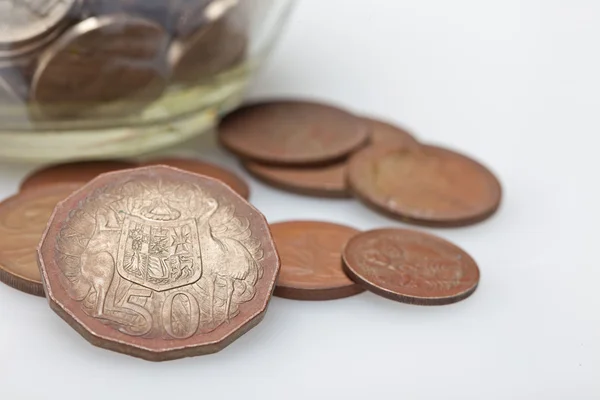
38 165 280 361
31 15 170 118
142 157 250 199
347 144 502 227
20 160 136 191
271 221 364 300
0 184 80 297
365 117 421 149
244 161 350 198
342 228 480 305
219 101 370 166
169 15 247 83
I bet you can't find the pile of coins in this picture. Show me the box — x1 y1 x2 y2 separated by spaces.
0 0 247 118
0 99 501 360
219 100 502 227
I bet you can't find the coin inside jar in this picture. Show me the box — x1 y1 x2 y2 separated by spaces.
20 160 137 191
243 161 350 198
219 101 370 166
347 144 502 227
0 0 78 49
169 14 247 83
271 221 364 300
0 183 80 297
342 228 480 305
141 157 250 199
31 14 170 118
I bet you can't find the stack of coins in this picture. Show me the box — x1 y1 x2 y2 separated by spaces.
0 0 248 119
219 100 502 228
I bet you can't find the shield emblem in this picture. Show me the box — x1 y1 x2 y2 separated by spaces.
116 215 202 291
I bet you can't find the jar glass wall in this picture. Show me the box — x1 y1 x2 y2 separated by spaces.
0 0 294 162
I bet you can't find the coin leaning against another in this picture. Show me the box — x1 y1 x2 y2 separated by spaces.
38 165 280 361
0 183 80 297
342 228 480 305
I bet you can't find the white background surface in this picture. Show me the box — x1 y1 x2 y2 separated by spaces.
0 0 598 399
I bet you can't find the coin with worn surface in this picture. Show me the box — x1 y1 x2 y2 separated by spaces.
169 15 246 83
20 160 136 191
38 166 279 361
0 0 77 48
219 101 370 166
244 161 349 198
0 184 79 297
271 221 363 300
348 145 502 227
342 228 480 305
142 157 250 199
365 118 420 149
31 15 170 118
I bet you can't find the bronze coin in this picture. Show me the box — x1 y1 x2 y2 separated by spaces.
31 15 170 118
365 117 421 149
20 160 136 192
271 221 364 301
0 184 80 297
347 144 502 227
342 228 480 305
142 157 250 199
169 15 247 83
38 165 280 361
219 101 370 166
243 161 350 198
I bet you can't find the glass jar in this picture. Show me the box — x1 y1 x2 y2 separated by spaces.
0 0 294 162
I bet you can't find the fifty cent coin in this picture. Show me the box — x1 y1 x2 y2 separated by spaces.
20 160 137 191
271 221 364 300
219 101 370 166
142 157 250 199
244 161 350 198
0 184 80 297
342 228 480 305
38 165 280 361
347 144 502 227
32 15 170 118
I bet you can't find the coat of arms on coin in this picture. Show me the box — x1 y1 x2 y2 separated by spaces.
38 166 280 361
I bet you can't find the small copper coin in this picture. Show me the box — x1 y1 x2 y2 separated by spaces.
365 118 421 149
342 228 480 305
38 165 279 361
348 145 502 227
219 101 370 166
32 15 170 118
0 184 80 297
142 157 250 199
20 160 136 192
244 161 349 198
271 221 364 300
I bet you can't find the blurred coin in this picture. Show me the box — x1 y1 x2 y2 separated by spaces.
364 117 420 149
244 161 349 198
20 160 136 191
271 221 364 301
0 183 80 296
142 157 250 199
219 101 370 166
342 228 480 305
31 15 170 118
169 15 246 83
175 0 236 37
0 0 78 49
347 144 502 227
